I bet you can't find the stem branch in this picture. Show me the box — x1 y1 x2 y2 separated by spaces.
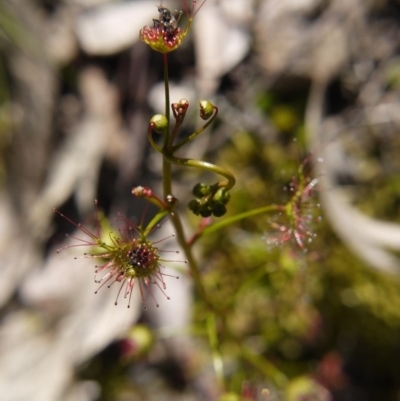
192 204 283 244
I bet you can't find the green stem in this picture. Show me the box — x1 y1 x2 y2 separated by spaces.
207 313 226 392
143 210 168 237
192 204 283 243
169 211 211 307
147 125 163 153
164 153 236 191
160 50 211 308
162 53 173 197
169 118 184 147
163 53 170 148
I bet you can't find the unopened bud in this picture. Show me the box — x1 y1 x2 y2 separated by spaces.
132 186 145 197
211 202 227 217
150 114 168 134
193 183 212 197
132 186 153 198
199 100 214 120
200 206 213 218
179 98 189 108
214 188 230 205
188 199 201 215
172 99 189 119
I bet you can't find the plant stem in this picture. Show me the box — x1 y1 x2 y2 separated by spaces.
169 211 211 307
157 43 241 395
163 53 170 148
160 50 211 308
192 204 283 243
207 313 226 392
143 210 168 237
162 53 172 196
164 154 236 191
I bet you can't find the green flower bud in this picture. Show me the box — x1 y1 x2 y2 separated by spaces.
192 183 212 198
211 202 227 217
150 114 168 134
199 100 214 120
214 188 231 205
188 199 201 215
200 206 213 218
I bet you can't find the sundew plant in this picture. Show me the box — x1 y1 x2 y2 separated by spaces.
55 1 323 400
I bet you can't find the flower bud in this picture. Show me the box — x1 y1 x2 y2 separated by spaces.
192 183 212 197
199 100 214 120
172 99 189 119
200 206 213 218
132 186 153 198
150 114 168 134
214 188 231 205
132 186 145 197
211 202 227 217
188 199 201 215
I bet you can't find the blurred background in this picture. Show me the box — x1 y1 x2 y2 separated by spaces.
1 0 400 400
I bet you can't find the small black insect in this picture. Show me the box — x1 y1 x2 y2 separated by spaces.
153 4 183 36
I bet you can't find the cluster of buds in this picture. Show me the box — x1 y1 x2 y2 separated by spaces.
189 183 231 217
147 96 232 218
